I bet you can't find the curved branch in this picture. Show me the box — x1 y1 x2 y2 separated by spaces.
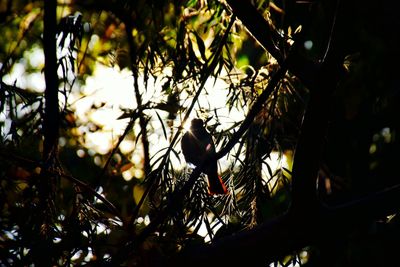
171 183 400 267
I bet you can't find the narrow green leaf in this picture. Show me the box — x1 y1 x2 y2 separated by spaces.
192 30 207 62
155 111 167 140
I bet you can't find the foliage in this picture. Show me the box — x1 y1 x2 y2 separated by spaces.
1 0 400 266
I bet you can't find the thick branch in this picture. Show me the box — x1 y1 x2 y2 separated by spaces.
226 0 284 63
226 0 322 90
33 2 59 265
225 0 346 214
172 184 400 267
290 53 345 212
290 91 330 212
173 213 302 267
43 0 59 160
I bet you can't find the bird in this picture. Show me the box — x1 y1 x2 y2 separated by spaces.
181 119 228 195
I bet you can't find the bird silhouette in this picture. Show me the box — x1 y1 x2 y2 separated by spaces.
181 119 228 195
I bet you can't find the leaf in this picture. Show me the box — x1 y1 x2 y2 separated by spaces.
133 184 146 205
176 21 186 50
155 111 167 140
282 166 292 175
265 162 273 178
154 102 179 114
192 30 207 62
187 37 202 70
117 108 140 120
169 147 181 164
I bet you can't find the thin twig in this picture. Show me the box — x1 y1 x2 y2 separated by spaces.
99 116 136 179
60 172 123 220
0 151 123 221
321 0 341 63
216 63 288 159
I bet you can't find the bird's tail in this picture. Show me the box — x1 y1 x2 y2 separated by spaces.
207 173 228 195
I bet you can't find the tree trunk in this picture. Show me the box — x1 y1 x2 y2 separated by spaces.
43 0 59 161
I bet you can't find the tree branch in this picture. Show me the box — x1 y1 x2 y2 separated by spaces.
225 0 324 90
290 90 330 212
290 50 345 212
225 0 284 63
172 183 400 267
42 0 59 161
33 3 60 265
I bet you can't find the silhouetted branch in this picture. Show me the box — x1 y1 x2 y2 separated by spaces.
115 154 209 265
42 0 59 161
225 0 348 215
172 183 400 267
290 90 329 212
225 0 284 63
290 48 345 213
32 1 60 265
225 0 324 90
